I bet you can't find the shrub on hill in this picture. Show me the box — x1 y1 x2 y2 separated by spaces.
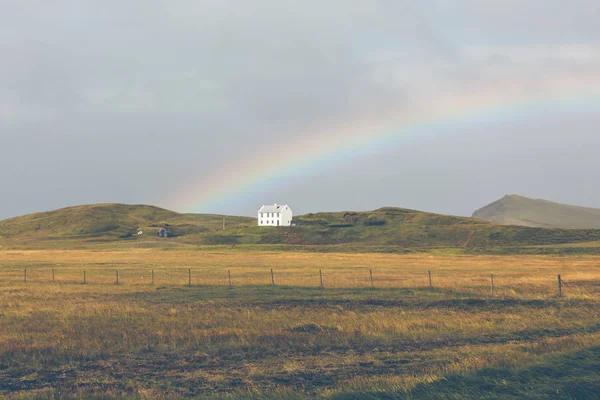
363 217 386 226
203 234 241 245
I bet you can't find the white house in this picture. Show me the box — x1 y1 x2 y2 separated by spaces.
258 204 293 227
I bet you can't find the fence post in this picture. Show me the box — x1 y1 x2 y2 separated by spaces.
228 270 232 288
188 269 192 286
52 269 55 283
24 269 27 283
83 271 87 284
558 274 562 297
320 269 324 289
116 270 119 285
428 270 432 289
271 269 275 286
151 270 154 285
369 269 374 289
491 274 494 296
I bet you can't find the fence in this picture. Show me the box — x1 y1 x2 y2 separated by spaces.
2 266 596 298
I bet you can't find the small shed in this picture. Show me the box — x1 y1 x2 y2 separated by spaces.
157 228 168 238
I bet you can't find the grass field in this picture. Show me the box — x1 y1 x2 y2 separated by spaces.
2 250 600 399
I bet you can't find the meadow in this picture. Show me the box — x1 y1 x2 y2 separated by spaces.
1 249 600 399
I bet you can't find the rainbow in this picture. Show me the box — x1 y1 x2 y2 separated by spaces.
169 79 600 213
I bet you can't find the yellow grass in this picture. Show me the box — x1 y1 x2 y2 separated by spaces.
1 250 598 296
1 250 599 398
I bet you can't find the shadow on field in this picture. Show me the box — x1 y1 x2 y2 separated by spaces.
332 346 600 400
116 285 588 311
5 345 599 399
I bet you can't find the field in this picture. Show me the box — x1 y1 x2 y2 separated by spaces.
2 249 600 399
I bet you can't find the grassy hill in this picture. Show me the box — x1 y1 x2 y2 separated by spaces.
473 194 600 229
0 204 254 245
4 203 600 252
209 207 600 250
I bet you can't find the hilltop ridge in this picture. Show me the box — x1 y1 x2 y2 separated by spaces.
0 203 254 242
473 194 600 229
3 203 600 252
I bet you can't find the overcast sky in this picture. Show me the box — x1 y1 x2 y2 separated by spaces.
2 1 600 219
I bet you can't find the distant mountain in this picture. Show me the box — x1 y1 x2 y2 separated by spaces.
473 195 600 229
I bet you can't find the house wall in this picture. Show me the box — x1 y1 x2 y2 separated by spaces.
280 206 293 226
258 212 281 226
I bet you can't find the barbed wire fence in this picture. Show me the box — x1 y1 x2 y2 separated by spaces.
1 266 597 298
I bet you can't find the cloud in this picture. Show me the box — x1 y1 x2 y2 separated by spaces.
0 1 599 219
429 0 600 44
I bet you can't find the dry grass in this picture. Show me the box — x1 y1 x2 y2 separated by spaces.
1 250 598 295
1 250 599 399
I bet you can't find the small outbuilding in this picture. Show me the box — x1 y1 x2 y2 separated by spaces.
157 227 168 238
258 204 293 227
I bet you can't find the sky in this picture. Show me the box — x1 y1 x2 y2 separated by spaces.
1 0 600 219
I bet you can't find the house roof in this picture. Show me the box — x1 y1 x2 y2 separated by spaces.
258 204 289 213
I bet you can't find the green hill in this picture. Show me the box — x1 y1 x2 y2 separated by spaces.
217 207 600 249
0 204 254 243
4 203 600 252
473 194 600 229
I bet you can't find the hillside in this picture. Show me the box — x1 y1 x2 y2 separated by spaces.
473 194 600 229
0 204 254 243
209 207 600 249
4 203 600 251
